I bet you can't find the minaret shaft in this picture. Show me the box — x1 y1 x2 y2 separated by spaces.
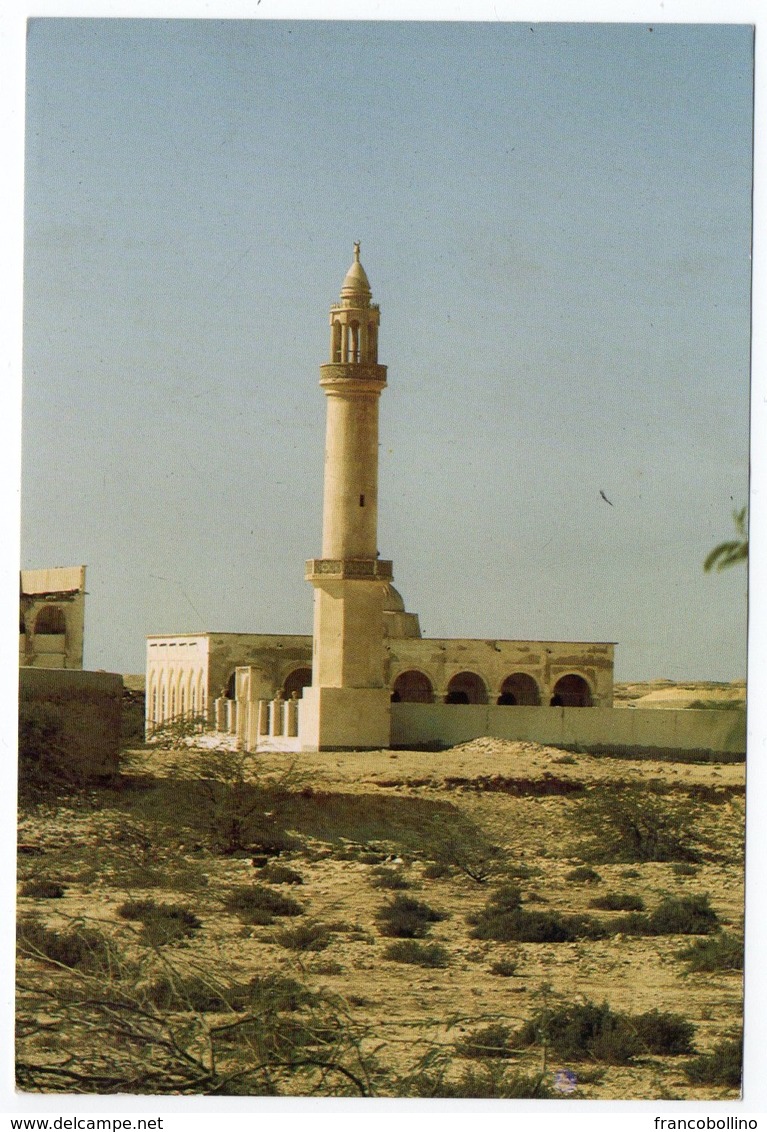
299 245 393 751
320 377 383 560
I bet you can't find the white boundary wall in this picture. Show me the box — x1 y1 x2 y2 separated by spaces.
390 704 746 755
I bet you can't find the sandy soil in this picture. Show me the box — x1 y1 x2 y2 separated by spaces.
17 738 745 1101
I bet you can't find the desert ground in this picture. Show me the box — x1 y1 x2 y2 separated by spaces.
16 683 745 1100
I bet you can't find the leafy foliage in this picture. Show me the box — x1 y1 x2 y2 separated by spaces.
589 892 645 912
117 899 202 945
455 1024 514 1059
704 507 748 573
273 921 332 952
467 885 607 943
19 879 67 899
684 1034 742 1088
375 894 447 938
222 884 304 924
383 940 450 967
514 1000 695 1064
677 933 744 972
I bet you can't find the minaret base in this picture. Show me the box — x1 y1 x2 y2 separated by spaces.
298 685 391 751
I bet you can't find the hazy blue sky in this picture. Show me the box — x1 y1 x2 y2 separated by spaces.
20 19 753 680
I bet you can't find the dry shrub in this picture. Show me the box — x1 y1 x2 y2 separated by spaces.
677 933 744 972
589 892 644 912
383 940 449 967
376 895 447 939
273 921 332 952
514 1000 695 1064
454 1023 514 1059
222 884 304 924
684 1034 742 1088
117 899 202 945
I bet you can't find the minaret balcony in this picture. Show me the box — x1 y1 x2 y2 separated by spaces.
305 558 393 582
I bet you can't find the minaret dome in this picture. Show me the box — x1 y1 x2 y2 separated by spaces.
329 242 380 365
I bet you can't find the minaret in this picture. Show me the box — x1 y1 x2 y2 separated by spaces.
299 244 393 750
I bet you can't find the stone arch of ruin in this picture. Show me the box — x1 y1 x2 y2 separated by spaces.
497 672 541 706
390 668 435 703
34 605 66 635
550 672 593 707
282 666 313 699
445 670 489 705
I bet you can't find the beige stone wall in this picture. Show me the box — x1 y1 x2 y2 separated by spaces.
145 632 616 733
146 634 210 729
20 566 86 670
390 703 745 755
386 638 614 707
19 667 122 780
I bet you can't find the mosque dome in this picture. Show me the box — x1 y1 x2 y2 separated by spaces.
382 584 406 613
340 242 372 300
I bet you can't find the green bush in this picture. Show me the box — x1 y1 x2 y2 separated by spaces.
383 940 450 967
632 1010 695 1055
684 1034 742 1088
17 919 114 972
468 894 607 943
671 862 698 877
376 895 447 939
19 879 66 899
489 958 519 977
647 895 719 935
144 974 249 1013
370 867 410 890
589 893 645 912
117 899 202 945
422 862 451 879
455 1024 514 1060
222 884 304 924
258 863 304 885
514 1000 695 1064
678 933 744 972
565 866 602 884
273 921 332 952
402 1064 556 1098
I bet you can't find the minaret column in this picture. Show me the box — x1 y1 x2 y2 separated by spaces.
299 244 392 751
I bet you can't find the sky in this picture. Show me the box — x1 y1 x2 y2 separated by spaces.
18 18 754 681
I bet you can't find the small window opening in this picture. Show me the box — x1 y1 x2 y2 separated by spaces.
359 494 365 506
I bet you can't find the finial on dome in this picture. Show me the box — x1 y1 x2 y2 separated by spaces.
340 242 372 300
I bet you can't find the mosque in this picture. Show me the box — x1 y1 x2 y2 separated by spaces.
146 247 615 750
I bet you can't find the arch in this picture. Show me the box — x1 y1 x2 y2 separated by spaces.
34 605 66 634
498 673 541 706
550 674 593 708
225 670 237 700
283 666 312 699
445 671 488 705
197 670 206 717
332 320 342 362
348 320 360 362
179 683 186 719
391 669 434 703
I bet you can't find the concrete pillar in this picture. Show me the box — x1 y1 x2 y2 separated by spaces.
215 697 227 732
286 697 299 737
258 699 270 736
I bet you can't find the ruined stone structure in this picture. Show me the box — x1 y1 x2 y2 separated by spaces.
145 248 615 747
19 566 86 670
145 628 614 735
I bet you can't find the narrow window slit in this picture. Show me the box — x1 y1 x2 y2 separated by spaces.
360 494 365 506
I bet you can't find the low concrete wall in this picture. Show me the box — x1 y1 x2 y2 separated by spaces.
390 703 746 757
19 668 123 782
